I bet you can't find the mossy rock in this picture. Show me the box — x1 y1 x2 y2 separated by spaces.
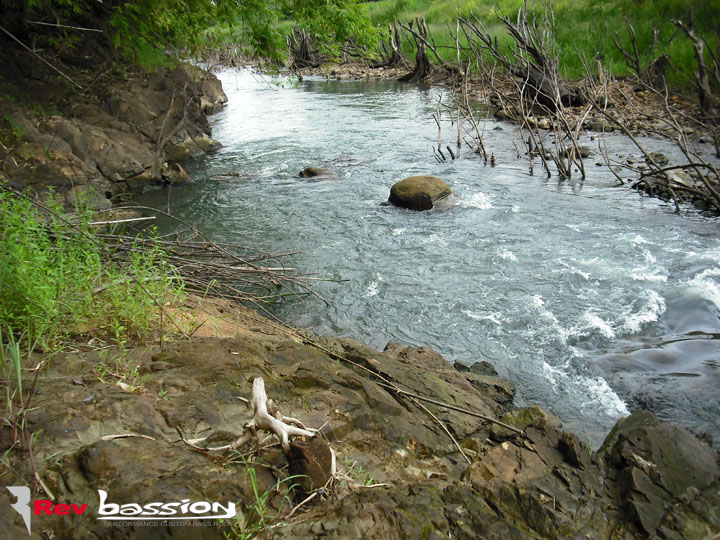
389 175 452 211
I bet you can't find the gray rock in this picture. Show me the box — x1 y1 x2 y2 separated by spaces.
600 410 720 535
161 162 190 185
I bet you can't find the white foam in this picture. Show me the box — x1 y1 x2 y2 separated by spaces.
630 269 668 283
497 248 517 262
630 250 667 282
365 281 379 297
579 376 631 417
619 289 666 334
685 267 720 309
541 361 630 418
462 309 502 325
392 227 406 236
459 192 493 210
583 312 616 339
420 233 448 247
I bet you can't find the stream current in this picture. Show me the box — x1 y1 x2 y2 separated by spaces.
138 69 720 448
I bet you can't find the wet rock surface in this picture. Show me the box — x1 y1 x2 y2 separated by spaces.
0 61 226 208
389 175 452 211
3 306 718 539
298 166 341 180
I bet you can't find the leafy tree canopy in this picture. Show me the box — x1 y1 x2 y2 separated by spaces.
0 0 377 66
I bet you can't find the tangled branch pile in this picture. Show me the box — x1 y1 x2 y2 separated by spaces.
97 205 326 308
368 1 720 213
0 185 322 348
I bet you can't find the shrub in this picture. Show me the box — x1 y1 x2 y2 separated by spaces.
0 185 183 349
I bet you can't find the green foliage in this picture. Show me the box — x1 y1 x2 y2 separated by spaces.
364 0 720 89
289 0 379 59
0 185 183 349
1 0 378 68
0 115 23 148
0 325 42 474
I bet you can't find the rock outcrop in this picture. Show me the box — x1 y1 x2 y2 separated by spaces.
0 63 226 208
2 303 718 539
389 175 452 210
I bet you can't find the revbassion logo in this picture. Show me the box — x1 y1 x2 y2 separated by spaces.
6 486 88 534
97 489 236 520
6 486 236 535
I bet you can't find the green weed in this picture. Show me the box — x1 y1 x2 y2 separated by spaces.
223 459 302 539
0 184 184 350
0 325 44 484
0 115 23 148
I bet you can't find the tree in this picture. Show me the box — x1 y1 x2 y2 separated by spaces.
0 0 377 67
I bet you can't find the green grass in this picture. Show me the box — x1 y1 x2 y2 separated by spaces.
363 0 720 90
0 184 184 350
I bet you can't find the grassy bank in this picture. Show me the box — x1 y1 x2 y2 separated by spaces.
0 184 183 351
364 0 720 88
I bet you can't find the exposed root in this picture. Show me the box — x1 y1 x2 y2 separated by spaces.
206 377 317 454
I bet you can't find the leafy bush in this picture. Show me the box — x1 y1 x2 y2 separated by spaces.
0 186 183 349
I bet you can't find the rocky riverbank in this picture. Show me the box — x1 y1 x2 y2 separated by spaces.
1 54 719 538
1 297 718 539
1 48 226 210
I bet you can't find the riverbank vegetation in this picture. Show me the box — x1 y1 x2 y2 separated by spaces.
0 184 183 350
364 0 720 87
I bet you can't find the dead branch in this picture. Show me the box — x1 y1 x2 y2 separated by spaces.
398 17 459 79
396 18 434 82
673 17 719 118
613 17 642 76
288 28 323 70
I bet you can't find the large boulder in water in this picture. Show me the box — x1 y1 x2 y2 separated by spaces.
599 410 720 536
389 175 452 211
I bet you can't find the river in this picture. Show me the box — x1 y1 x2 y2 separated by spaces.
137 69 720 448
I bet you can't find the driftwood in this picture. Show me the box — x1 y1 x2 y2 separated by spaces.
182 377 337 496
204 377 322 454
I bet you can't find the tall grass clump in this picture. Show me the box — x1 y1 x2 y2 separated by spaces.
0 186 183 349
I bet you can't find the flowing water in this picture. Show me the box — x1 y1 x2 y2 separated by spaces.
138 69 720 448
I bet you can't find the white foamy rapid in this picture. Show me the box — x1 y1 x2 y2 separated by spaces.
459 192 493 209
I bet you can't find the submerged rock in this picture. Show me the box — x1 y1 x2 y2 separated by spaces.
388 175 452 211
299 166 340 180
